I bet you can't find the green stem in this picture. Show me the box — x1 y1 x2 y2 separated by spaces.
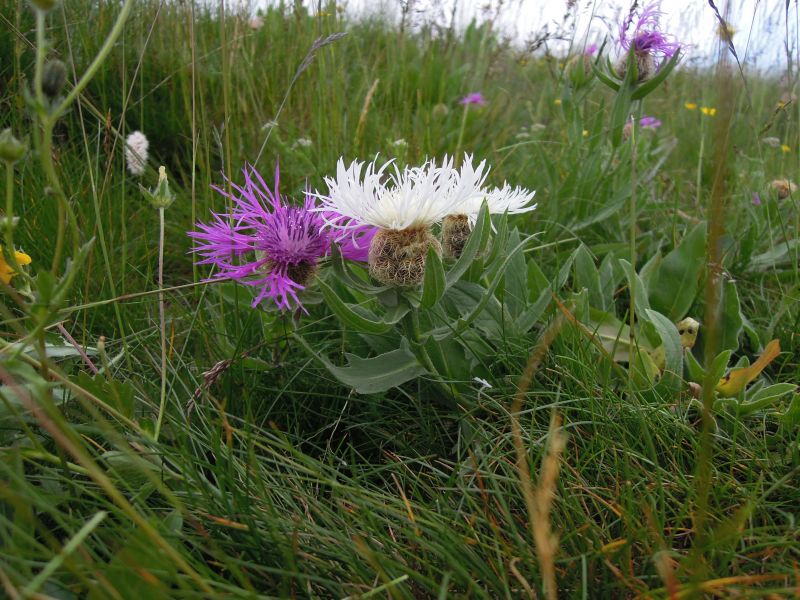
4 162 19 275
454 105 469 164
402 310 454 403
153 207 168 440
34 9 47 114
628 107 638 389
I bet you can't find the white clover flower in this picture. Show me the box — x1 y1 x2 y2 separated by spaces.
317 155 487 231
125 131 149 176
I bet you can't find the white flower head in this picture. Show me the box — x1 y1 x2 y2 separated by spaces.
293 137 313 148
317 154 488 231
456 182 537 226
125 131 149 176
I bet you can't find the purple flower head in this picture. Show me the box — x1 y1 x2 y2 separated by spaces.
619 2 680 60
585 43 598 56
639 115 662 129
752 192 762 206
460 92 487 106
189 165 373 312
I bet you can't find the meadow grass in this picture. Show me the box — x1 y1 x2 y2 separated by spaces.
0 1 798 598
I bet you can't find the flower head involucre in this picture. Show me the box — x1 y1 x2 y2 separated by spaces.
125 131 149 176
317 155 488 232
189 165 373 312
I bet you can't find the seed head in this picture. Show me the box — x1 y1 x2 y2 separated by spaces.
125 131 149 176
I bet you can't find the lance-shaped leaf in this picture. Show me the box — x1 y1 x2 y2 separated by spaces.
420 245 446 308
294 334 425 394
446 201 490 286
318 278 391 334
648 222 706 321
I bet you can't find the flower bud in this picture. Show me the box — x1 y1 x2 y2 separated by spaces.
42 59 67 99
0 129 27 164
141 166 175 209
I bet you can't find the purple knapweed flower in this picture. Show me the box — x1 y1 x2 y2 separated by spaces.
618 2 680 80
639 115 662 129
460 92 487 106
585 43 598 56
752 192 762 206
189 165 374 312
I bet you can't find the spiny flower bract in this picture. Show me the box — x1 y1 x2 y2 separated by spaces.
189 165 373 312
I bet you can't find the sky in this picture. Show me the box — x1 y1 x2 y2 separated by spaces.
330 0 798 71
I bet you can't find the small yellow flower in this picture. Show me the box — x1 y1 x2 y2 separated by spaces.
582 129 589 137
700 106 717 116
0 248 32 285
685 102 697 110
781 144 791 153
554 99 562 105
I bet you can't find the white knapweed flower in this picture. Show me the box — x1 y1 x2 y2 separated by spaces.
441 167 535 259
316 155 487 286
125 131 149 176
318 154 487 231
456 183 537 227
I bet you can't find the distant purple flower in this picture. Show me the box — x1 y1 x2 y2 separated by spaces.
189 165 373 312
752 192 762 206
585 43 598 56
460 92 487 106
639 115 662 129
619 2 680 61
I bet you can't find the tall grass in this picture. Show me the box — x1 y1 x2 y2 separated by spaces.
0 1 798 597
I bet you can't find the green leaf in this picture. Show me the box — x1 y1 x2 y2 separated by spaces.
685 348 705 383
738 383 798 416
74 373 136 420
318 278 391 334
432 235 528 341
420 245 446 308
648 222 706 321
329 244 385 295
630 51 682 100
708 349 733 386
573 245 604 311
645 309 683 390
503 228 528 318
294 334 425 394
719 280 743 352
619 259 651 317
446 202 490 287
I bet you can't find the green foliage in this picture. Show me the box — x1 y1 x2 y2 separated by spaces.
0 0 798 598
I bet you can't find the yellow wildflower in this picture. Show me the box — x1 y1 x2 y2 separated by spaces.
554 99 562 105
700 106 717 116
781 144 791 153
684 102 697 110
582 129 589 137
0 248 32 285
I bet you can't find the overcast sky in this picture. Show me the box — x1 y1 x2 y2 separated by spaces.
334 0 798 71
